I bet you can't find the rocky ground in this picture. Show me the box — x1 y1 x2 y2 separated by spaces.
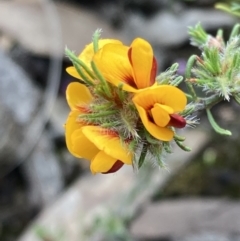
0 0 239 241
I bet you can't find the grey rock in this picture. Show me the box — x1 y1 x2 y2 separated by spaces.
0 49 62 206
125 9 235 47
178 232 240 241
0 49 40 172
17 130 209 241
0 1 125 56
22 131 63 206
131 199 240 240
0 50 40 125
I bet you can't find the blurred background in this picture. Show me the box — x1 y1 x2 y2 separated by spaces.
0 0 240 241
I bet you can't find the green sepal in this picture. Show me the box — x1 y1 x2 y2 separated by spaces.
145 130 161 145
128 139 138 154
65 48 95 84
116 83 128 103
215 3 240 17
174 139 192 152
188 23 208 47
101 122 120 128
174 134 186 142
80 109 117 119
230 23 240 39
156 63 180 85
163 141 172 154
92 29 102 53
91 61 112 98
206 108 232 136
234 93 240 105
138 144 148 169
180 103 196 116
171 76 183 86
185 55 198 100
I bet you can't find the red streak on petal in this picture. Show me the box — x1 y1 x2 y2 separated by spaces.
128 47 133 65
100 129 119 138
150 57 157 86
76 106 91 113
102 160 124 174
168 114 186 128
124 47 137 88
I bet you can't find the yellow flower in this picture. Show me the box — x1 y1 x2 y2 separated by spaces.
93 38 157 92
132 85 187 141
66 39 122 80
65 82 132 174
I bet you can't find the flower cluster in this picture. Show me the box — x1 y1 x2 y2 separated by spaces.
184 23 240 136
65 30 190 174
188 23 240 102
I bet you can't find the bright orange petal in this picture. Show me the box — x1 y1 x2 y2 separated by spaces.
151 104 173 127
66 66 82 80
71 129 100 160
66 39 122 80
129 38 155 89
65 110 85 158
90 150 118 174
82 126 132 165
135 103 174 141
93 43 137 92
66 82 93 110
133 85 187 112
79 39 123 66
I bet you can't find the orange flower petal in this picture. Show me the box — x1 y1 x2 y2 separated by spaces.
79 39 123 66
134 103 174 141
151 104 173 127
102 160 124 174
133 85 187 112
71 129 100 160
66 39 122 80
65 110 85 158
90 150 118 174
66 66 82 80
66 82 93 110
129 38 155 89
93 43 138 92
82 126 132 165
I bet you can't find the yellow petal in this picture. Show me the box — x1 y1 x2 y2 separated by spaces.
129 38 155 89
65 110 85 157
82 126 132 165
90 150 118 174
66 82 93 110
71 129 100 160
133 85 187 112
79 39 123 66
66 66 82 80
93 43 138 92
66 39 122 80
151 104 173 127
134 103 174 141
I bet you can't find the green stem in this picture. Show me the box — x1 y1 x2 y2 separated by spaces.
203 94 223 109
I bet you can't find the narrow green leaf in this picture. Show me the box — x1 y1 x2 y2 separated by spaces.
206 108 232 135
